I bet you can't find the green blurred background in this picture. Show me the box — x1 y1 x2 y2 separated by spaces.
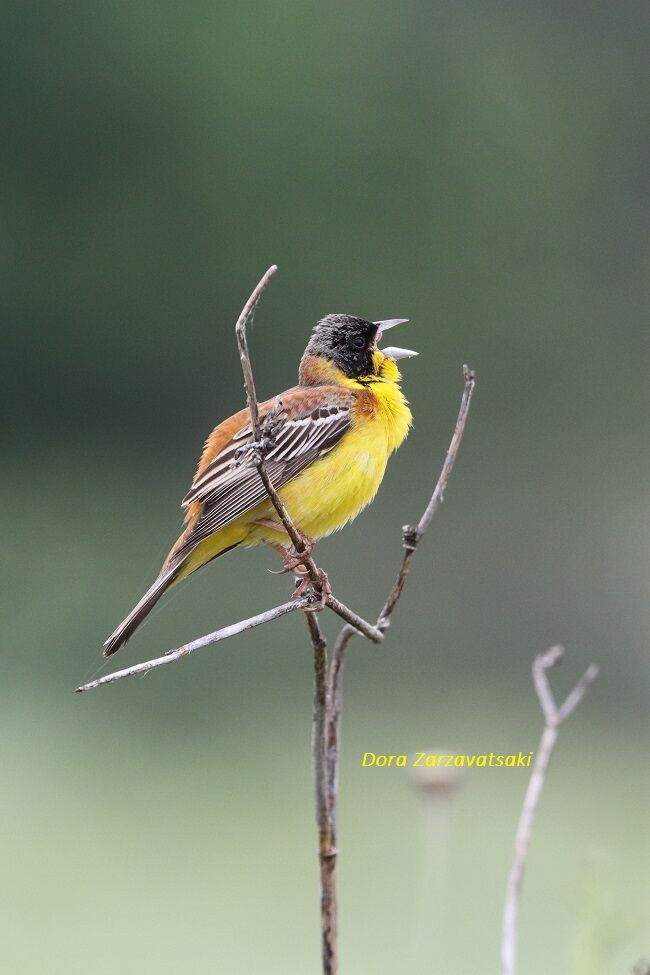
2 1 649 972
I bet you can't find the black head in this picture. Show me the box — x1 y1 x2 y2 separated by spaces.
302 314 380 378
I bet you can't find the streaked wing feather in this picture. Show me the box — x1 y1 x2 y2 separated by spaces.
183 405 350 507
174 405 350 561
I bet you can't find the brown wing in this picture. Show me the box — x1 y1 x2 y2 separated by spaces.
169 387 354 563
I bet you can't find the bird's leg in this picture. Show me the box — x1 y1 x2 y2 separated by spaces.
257 519 316 574
257 519 290 552
260 525 329 604
272 532 332 607
258 521 295 570
271 530 315 575
286 532 315 571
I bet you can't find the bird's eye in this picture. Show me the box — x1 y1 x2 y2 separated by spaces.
349 334 365 350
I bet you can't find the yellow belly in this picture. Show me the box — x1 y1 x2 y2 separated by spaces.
248 381 411 545
261 420 391 540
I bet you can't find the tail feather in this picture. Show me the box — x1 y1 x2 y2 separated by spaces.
103 566 180 657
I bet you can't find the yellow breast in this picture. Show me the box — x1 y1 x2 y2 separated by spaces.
250 357 412 543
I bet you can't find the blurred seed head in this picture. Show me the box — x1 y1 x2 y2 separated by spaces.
409 748 467 798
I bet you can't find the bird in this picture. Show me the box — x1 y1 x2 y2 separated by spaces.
103 314 417 656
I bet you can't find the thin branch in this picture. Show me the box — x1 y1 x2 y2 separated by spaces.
75 597 313 692
233 263 317 565
305 612 337 975
325 365 476 826
327 596 383 643
532 644 564 724
378 364 476 631
501 645 599 975
233 266 318 574
307 613 330 838
556 662 599 724
234 263 277 440
415 364 477 538
326 624 355 831
234 263 321 571
234 264 322 574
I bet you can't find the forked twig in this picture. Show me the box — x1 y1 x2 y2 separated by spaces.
501 645 599 975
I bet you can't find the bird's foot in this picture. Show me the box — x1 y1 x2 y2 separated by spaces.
232 436 274 467
231 399 286 468
266 531 328 604
292 568 331 608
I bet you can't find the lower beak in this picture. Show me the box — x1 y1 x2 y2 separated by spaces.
373 319 418 361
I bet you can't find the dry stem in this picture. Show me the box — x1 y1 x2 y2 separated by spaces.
501 645 599 975
306 612 337 975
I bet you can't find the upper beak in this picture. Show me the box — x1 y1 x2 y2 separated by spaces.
373 318 418 361
374 318 409 332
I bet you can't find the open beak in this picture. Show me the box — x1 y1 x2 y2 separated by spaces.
373 318 418 361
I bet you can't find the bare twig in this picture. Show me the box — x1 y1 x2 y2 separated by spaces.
327 596 383 642
305 612 337 975
378 364 476 631
501 645 599 975
76 597 314 692
234 263 277 439
325 624 355 831
233 264 316 566
325 365 476 831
